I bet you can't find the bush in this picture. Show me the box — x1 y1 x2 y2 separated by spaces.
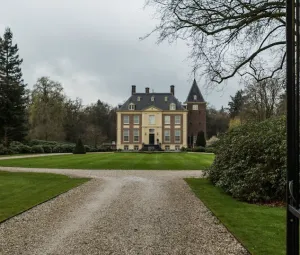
208 116 286 203
193 146 206 152
84 145 91 152
206 136 219 147
42 145 52 153
73 138 86 154
52 144 74 153
205 147 215 153
181 147 187 152
31 145 44 154
196 131 206 147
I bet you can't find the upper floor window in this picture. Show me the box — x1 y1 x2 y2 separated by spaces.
123 115 129 124
151 96 155 101
148 115 155 125
164 115 170 125
164 130 170 142
137 96 141 101
170 103 176 110
194 95 197 100
192 104 198 110
133 129 139 142
165 96 168 102
175 115 181 125
134 115 140 124
128 103 135 110
123 129 129 142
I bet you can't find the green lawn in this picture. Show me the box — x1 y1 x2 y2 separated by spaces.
0 152 214 170
186 178 285 255
0 171 89 222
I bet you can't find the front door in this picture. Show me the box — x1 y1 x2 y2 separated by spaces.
149 134 155 145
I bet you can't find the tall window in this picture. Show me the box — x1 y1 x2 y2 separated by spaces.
175 115 181 124
134 115 139 124
133 129 139 142
128 103 135 110
193 136 197 144
192 104 198 110
164 115 170 125
151 96 155 101
123 115 129 124
169 103 176 110
194 95 197 100
175 130 181 143
165 96 168 102
137 97 141 101
149 115 155 125
164 130 170 142
123 129 129 142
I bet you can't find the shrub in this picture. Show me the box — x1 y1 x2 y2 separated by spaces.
52 144 74 153
73 138 86 154
42 145 52 153
206 136 219 147
205 147 215 153
84 145 91 152
31 145 44 154
181 147 187 152
193 146 206 152
196 131 206 147
208 116 286 203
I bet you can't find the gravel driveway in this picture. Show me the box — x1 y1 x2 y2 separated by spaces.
0 168 248 255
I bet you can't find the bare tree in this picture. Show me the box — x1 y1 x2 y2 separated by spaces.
143 0 286 84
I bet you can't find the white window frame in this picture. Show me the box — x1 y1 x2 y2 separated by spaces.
151 96 155 101
134 145 139 151
192 104 198 110
123 115 129 124
133 129 139 142
149 115 155 125
194 95 197 100
165 96 168 102
175 130 181 143
128 103 135 110
165 145 170 151
134 115 139 124
137 96 141 101
164 115 170 125
175 145 180 151
169 103 176 110
175 115 181 125
123 129 129 142
164 130 170 142
193 135 197 144
124 145 129 151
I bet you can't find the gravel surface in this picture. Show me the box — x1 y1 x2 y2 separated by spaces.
0 168 248 255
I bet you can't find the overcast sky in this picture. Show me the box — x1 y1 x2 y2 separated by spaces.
0 0 241 109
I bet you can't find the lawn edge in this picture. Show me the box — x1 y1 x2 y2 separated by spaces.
184 178 251 255
0 176 90 224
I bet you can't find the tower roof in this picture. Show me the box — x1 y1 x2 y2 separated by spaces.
185 79 205 103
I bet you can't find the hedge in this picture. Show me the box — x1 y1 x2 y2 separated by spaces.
208 116 286 203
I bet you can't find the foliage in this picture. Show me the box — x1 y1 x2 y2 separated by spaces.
204 147 215 154
186 178 285 255
196 131 206 147
30 145 44 154
9 143 32 154
73 138 86 154
42 145 52 153
206 106 229 139
0 28 28 146
228 117 241 131
208 116 286 202
192 146 206 152
206 136 219 147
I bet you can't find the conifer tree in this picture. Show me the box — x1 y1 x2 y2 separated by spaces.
0 28 28 146
196 131 206 147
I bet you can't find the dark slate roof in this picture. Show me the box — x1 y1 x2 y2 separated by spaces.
118 93 185 111
185 79 205 103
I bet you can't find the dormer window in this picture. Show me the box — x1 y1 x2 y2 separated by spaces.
194 95 197 100
137 96 141 101
170 103 176 110
151 96 155 101
165 96 168 102
128 103 135 110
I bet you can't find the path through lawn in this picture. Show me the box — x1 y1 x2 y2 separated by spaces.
0 152 214 170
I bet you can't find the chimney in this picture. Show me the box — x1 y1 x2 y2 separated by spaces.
145 87 150 94
170 85 175 95
131 85 136 95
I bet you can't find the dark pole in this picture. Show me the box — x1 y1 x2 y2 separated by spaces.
286 0 299 253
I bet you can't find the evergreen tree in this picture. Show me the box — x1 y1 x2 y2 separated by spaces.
196 131 206 147
0 28 28 146
73 138 86 154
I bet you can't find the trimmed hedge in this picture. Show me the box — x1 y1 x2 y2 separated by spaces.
208 116 286 203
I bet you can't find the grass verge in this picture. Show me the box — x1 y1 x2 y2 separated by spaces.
0 171 89 222
0 152 214 170
185 178 285 255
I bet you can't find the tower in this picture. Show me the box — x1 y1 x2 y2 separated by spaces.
185 79 206 147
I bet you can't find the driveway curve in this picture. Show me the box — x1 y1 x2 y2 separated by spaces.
0 167 248 255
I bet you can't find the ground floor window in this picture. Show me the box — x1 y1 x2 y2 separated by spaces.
165 145 170 151
134 145 139 151
193 136 197 144
175 145 180 151
124 145 129 151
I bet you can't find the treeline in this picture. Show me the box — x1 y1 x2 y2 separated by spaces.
0 28 116 148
